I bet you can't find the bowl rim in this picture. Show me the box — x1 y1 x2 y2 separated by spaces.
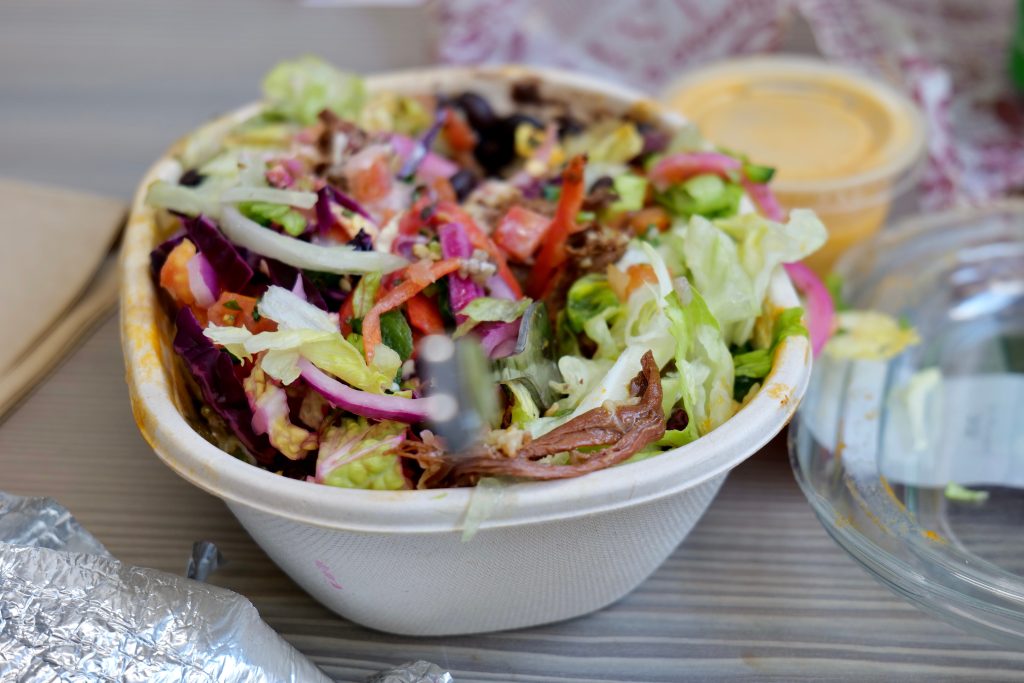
121 64 813 534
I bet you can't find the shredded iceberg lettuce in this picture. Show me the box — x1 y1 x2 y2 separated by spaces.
262 55 366 125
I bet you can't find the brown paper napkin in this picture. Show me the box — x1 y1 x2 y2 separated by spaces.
0 179 126 418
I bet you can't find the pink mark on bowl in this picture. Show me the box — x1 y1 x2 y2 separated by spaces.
315 559 343 590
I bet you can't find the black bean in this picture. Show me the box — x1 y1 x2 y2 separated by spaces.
556 114 585 138
511 79 543 104
453 91 498 131
179 168 205 187
449 168 479 201
474 136 515 176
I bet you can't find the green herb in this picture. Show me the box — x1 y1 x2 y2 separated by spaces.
435 277 455 326
304 270 341 291
731 307 808 400
576 210 597 223
380 310 413 361
223 299 242 311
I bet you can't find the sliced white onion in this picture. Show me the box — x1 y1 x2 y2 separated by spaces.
221 186 318 209
220 206 408 275
186 253 218 307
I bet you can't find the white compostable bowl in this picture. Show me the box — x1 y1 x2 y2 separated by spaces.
121 66 812 636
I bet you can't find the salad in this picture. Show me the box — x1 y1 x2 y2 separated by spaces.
147 57 832 491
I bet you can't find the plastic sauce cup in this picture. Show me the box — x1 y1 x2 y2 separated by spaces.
662 56 926 274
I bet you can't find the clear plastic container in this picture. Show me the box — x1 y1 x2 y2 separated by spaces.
790 201 1024 646
663 56 927 275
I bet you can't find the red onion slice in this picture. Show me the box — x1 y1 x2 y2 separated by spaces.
299 359 435 423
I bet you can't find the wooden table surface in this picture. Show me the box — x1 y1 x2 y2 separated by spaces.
2 2 1023 681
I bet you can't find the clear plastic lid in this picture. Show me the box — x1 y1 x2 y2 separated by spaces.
790 201 1024 646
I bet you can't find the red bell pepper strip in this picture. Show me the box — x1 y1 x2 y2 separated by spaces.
405 293 445 334
527 155 587 299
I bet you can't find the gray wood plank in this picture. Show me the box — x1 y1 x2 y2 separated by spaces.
3 315 1023 681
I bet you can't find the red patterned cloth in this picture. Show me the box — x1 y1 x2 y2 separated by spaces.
433 0 1021 209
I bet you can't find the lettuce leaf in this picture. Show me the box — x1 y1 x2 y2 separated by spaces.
243 365 315 460
316 417 408 490
826 311 921 360
205 286 392 391
664 280 736 436
678 208 827 346
453 297 531 338
610 173 649 213
262 56 366 125
656 173 742 219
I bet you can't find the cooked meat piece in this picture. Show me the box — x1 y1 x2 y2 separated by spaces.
401 351 664 487
541 220 629 310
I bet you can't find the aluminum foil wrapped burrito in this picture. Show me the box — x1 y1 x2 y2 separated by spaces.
0 492 451 682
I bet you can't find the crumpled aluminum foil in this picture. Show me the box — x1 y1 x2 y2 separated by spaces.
366 661 453 683
0 492 452 683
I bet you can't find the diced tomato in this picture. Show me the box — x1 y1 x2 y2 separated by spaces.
442 108 477 152
405 293 445 334
628 206 671 233
208 292 277 333
159 239 197 306
345 145 393 204
432 201 523 298
398 194 434 236
493 206 551 263
625 264 658 298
